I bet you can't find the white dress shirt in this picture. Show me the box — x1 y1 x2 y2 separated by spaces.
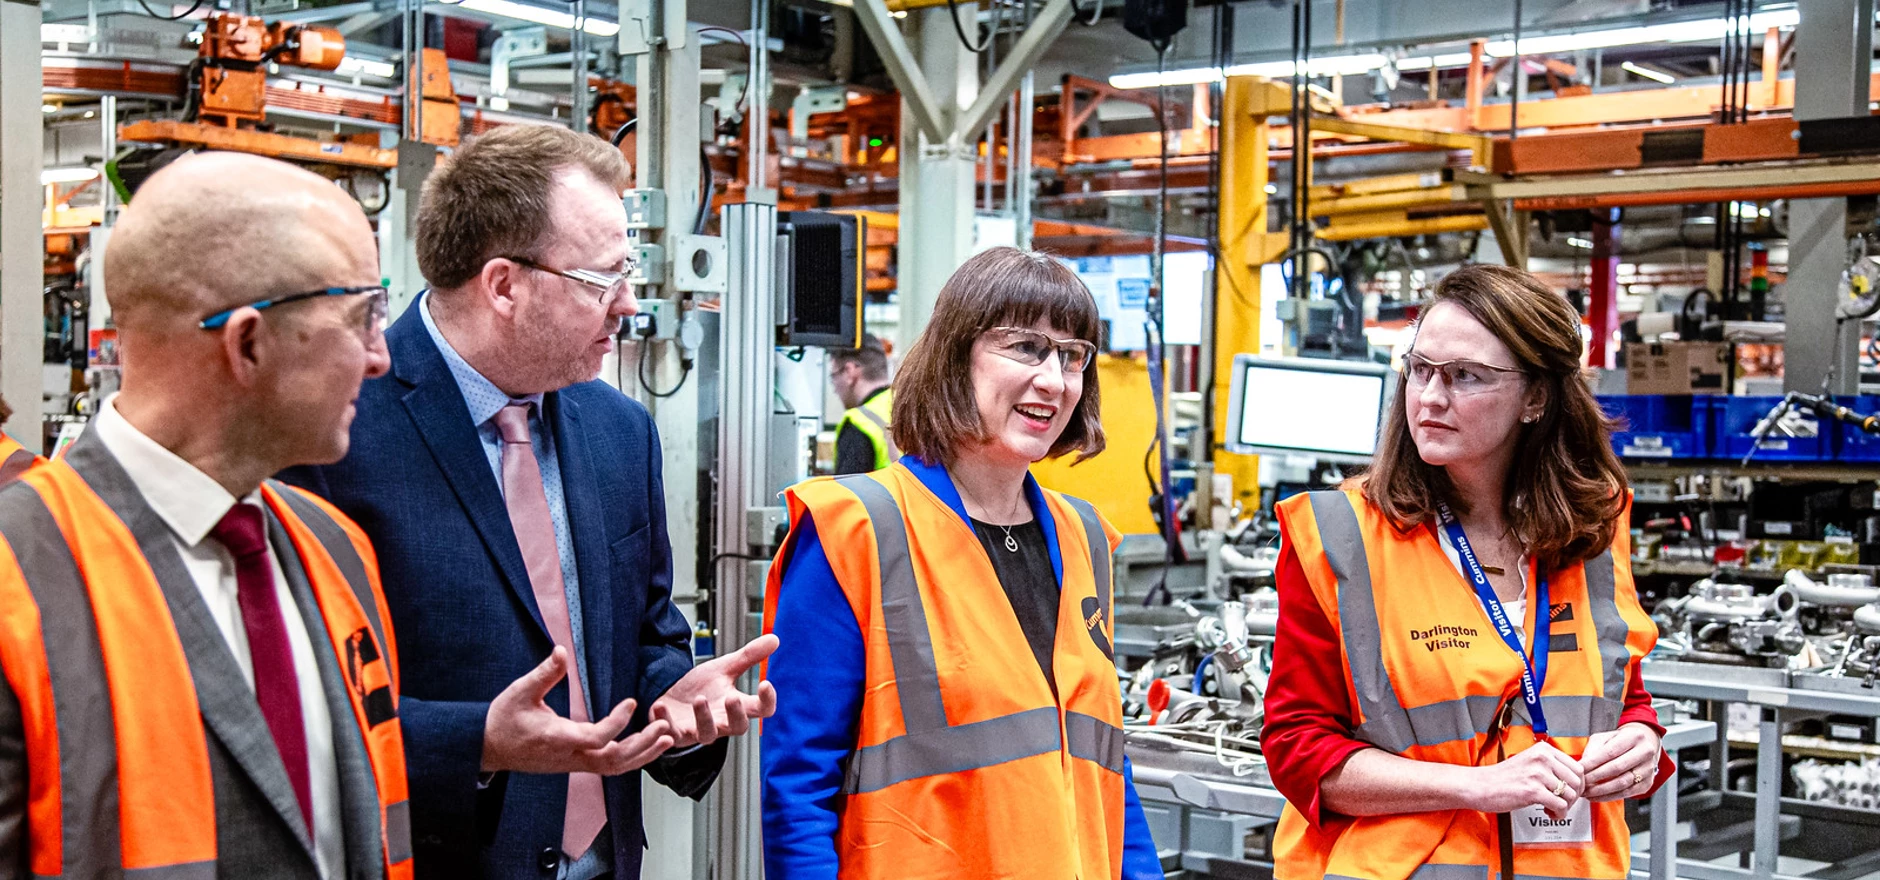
92 397 344 879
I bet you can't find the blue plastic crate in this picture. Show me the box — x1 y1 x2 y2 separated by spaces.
1834 396 1880 462
1599 395 1710 459
1714 395 1828 461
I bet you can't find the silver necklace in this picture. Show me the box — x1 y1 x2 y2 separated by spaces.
967 486 1026 552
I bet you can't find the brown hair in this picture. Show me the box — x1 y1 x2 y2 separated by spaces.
892 247 1105 464
415 123 630 291
830 332 890 381
1361 264 1627 572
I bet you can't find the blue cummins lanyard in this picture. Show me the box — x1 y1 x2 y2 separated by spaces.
1436 501 1550 738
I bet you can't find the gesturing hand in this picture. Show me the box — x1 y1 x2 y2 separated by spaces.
482 646 676 775
1580 722 1661 802
1468 740 1586 817
650 633 780 748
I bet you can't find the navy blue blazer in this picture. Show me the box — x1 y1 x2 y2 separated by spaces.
281 308 722 879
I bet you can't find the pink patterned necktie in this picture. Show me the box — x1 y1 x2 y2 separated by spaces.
493 403 605 858
211 504 314 841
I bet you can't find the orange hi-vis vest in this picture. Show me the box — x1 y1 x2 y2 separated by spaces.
1272 489 1657 880
763 464 1127 880
0 459 413 879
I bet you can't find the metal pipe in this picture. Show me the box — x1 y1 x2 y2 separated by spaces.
1015 68 1034 245
99 94 116 222
746 0 769 194
572 0 588 132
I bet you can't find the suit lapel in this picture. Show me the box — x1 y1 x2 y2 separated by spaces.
386 310 549 639
61 431 318 862
267 511 384 880
547 392 613 711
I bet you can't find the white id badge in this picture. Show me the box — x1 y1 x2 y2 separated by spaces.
1511 798 1594 847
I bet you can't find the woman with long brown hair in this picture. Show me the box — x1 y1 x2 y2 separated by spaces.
1261 264 1670 880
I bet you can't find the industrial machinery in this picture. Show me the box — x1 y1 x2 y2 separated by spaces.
190 14 346 128
1653 578 1807 665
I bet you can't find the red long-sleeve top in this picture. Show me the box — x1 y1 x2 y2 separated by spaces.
1262 539 1676 827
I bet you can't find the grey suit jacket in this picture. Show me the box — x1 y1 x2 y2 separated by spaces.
0 432 391 879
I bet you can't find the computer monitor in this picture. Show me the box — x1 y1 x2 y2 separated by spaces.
1224 355 1392 462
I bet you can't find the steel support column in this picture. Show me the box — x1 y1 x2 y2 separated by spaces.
1786 0 1872 394
628 2 709 874
1 0 44 451
1588 208 1620 368
895 7 977 348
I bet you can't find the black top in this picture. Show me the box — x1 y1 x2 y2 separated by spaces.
833 386 891 475
970 516 1060 689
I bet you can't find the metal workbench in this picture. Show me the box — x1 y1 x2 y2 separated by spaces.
1643 660 1880 879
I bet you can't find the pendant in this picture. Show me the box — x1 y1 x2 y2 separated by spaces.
1004 533 1020 552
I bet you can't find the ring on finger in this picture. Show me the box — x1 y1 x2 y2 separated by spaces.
1631 769 1643 787
1551 780 1568 798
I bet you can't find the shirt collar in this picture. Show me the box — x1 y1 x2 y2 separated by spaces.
419 291 546 424
90 395 256 547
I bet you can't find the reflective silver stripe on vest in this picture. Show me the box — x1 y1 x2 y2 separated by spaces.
0 485 126 879
842 706 1063 794
1582 550 1630 703
852 405 900 459
384 799 413 864
1328 867 1491 880
1309 491 1416 754
1065 711 1125 773
835 475 949 733
1061 496 1112 643
122 861 217 879
269 483 390 656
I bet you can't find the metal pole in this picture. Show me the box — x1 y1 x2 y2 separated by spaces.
1753 707 1781 875
746 0 770 199
713 201 777 880
1510 0 1521 137
572 0 589 133
100 95 117 223
1015 68 1034 246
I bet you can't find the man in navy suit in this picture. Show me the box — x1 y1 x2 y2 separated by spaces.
282 123 776 879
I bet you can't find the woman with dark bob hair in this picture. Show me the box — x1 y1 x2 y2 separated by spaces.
759 247 1164 880
1261 264 1670 880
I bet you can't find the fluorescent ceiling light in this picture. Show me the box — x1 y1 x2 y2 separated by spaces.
1108 7 1800 89
1621 61 1676 83
1568 237 1594 249
337 55 396 78
440 0 620 36
42 167 98 185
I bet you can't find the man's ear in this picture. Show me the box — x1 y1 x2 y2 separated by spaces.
219 308 268 388
481 258 526 321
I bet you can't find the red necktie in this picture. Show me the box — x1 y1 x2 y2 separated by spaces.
494 402 606 858
211 503 314 840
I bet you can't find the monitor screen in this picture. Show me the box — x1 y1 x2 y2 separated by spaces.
1225 355 1391 460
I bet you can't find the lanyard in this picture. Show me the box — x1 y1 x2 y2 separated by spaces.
1436 502 1550 737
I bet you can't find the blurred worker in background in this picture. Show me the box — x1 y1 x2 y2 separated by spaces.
281 122 775 880
1262 264 1670 880
829 333 895 474
0 396 42 485
760 246 1164 880
0 152 410 879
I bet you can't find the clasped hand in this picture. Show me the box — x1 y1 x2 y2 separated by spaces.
1470 722 1661 818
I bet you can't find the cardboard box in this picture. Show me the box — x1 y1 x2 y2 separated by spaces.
1624 341 1730 395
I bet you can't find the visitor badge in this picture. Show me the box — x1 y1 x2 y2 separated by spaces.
1512 798 1593 846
